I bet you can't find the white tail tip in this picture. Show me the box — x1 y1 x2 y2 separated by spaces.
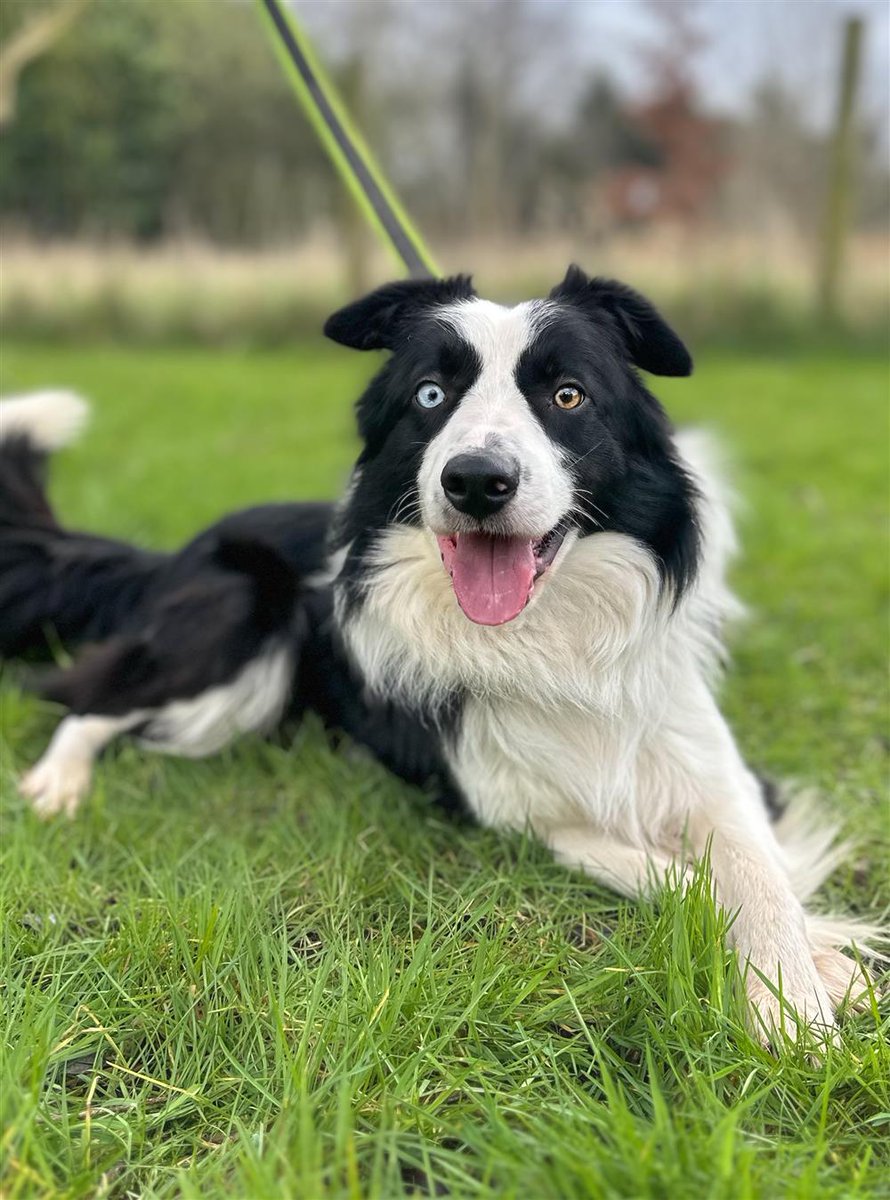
0 390 90 452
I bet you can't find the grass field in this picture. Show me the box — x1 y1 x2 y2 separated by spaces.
1 342 888 1199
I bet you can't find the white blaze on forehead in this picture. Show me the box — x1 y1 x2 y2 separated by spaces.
417 297 573 538
439 297 553 376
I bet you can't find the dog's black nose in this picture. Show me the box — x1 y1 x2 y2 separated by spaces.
441 452 519 519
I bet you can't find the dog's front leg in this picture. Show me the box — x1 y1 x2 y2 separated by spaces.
543 827 691 899
661 706 835 1044
703 811 835 1042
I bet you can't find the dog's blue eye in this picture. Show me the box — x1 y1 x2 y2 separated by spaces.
415 382 445 409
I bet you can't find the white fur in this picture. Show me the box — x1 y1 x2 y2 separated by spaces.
304 544 348 591
0 390 89 451
545 827 692 894
135 643 293 757
343 424 885 1045
674 429 745 622
21 712 145 819
418 300 573 537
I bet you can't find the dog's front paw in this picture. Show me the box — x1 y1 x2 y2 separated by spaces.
745 968 837 1050
20 755 93 819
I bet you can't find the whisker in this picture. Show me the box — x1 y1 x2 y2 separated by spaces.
568 497 603 530
566 440 605 468
572 487 610 523
388 485 421 525
394 500 422 525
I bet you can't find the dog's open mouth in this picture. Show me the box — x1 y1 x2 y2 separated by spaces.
436 526 567 626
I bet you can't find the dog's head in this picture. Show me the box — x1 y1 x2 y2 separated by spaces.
325 266 698 626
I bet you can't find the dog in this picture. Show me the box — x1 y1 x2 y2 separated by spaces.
1 267 883 1046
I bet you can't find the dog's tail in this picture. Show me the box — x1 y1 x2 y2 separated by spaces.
0 390 89 526
0 391 165 657
773 789 889 969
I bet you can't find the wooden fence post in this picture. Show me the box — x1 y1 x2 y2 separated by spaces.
817 16 864 324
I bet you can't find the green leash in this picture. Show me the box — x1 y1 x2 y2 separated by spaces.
257 0 440 280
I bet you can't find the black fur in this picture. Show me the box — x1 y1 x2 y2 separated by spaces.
294 588 465 809
40 536 302 716
324 275 475 351
0 425 458 797
549 265 693 378
0 434 165 656
513 304 700 596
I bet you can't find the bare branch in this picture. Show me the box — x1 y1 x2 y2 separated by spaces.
0 0 91 128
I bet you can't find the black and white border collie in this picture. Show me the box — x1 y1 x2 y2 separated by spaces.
1 267 883 1047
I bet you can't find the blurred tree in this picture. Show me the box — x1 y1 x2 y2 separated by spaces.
453 0 521 235
0 0 90 128
575 77 660 174
336 55 372 294
154 0 331 245
0 0 332 244
0 0 885 257
724 80 827 238
600 0 725 227
640 0 704 97
0 0 178 237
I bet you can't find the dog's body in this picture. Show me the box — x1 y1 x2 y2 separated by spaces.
1 270 883 1045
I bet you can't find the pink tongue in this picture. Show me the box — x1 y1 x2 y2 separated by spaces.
437 533 536 626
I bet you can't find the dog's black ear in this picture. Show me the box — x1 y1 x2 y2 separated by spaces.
324 275 476 351
549 264 692 377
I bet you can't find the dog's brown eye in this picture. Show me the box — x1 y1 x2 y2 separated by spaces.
554 385 585 410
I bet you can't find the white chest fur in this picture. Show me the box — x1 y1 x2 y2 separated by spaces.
451 690 649 835
339 430 740 845
341 523 724 840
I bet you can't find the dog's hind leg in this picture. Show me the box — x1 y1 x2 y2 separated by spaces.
20 634 296 819
20 538 301 818
21 711 146 819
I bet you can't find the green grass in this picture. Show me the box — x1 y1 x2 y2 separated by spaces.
1 343 888 1199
